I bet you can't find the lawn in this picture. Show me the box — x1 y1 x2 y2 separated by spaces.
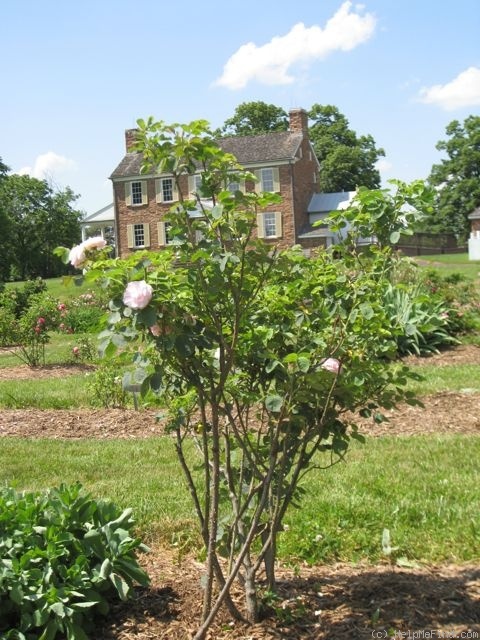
0 268 479 567
0 435 478 565
415 252 480 280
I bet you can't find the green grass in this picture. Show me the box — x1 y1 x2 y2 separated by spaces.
280 435 480 564
0 375 92 408
405 363 480 395
415 253 480 280
0 333 82 369
5 276 94 302
0 435 478 563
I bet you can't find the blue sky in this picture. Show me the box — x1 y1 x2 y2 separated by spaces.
1 0 479 215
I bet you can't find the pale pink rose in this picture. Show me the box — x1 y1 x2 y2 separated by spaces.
149 324 162 336
123 280 153 310
82 236 107 251
321 358 341 374
69 244 87 269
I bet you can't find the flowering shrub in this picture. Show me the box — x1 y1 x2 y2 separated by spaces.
64 119 428 637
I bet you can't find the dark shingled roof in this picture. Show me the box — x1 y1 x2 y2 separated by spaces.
110 131 303 179
468 206 480 220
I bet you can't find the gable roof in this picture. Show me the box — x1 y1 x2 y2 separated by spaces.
82 203 114 223
468 206 480 220
110 131 304 179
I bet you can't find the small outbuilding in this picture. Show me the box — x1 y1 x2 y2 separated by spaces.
468 206 480 260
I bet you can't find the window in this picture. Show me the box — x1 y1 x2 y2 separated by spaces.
155 177 178 203
254 167 280 193
263 212 277 238
125 180 147 206
132 182 142 205
227 179 240 193
158 221 173 246
188 174 206 198
126 223 150 249
134 224 145 246
256 212 282 239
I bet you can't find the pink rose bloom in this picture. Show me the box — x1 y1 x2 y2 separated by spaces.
321 358 341 374
72 346 80 356
83 236 107 251
123 280 153 310
150 324 162 336
69 244 87 269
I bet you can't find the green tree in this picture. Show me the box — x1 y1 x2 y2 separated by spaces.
217 101 288 137
0 174 82 280
426 115 480 240
69 118 424 638
308 104 385 191
0 158 12 281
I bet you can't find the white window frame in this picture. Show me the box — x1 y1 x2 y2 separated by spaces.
155 177 178 203
256 212 282 239
254 167 280 193
127 223 150 249
125 180 147 206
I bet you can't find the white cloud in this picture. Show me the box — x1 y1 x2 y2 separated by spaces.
16 151 76 180
214 1 376 90
418 66 480 110
376 158 393 173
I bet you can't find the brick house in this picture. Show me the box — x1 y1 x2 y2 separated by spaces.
110 108 342 257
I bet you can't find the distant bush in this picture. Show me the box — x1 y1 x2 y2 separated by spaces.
423 269 480 334
0 483 149 640
0 278 47 318
383 282 456 356
0 308 17 347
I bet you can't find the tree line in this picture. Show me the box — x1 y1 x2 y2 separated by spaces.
1 103 478 282
0 160 82 281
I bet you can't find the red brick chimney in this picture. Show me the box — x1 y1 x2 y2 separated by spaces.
289 108 309 134
125 128 139 152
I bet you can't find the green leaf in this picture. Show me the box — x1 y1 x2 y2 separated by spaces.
265 394 283 412
297 356 310 373
99 558 112 579
39 620 59 640
359 303 374 320
390 230 401 244
109 572 130 601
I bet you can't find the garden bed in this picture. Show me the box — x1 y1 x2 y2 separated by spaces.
1 344 479 638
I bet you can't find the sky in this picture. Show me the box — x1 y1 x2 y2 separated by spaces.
1 0 479 216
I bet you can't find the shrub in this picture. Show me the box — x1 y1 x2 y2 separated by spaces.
0 482 149 640
72 336 99 363
64 305 104 334
0 307 17 347
382 282 456 356
86 363 128 408
0 278 47 319
422 269 480 334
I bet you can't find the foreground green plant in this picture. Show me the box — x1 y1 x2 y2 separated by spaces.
0 482 149 640
59 119 429 637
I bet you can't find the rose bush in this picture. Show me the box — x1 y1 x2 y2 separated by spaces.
66 118 427 638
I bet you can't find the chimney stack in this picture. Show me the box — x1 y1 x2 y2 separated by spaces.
125 128 139 152
289 108 309 134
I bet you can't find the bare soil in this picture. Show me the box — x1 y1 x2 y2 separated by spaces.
1 344 479 638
